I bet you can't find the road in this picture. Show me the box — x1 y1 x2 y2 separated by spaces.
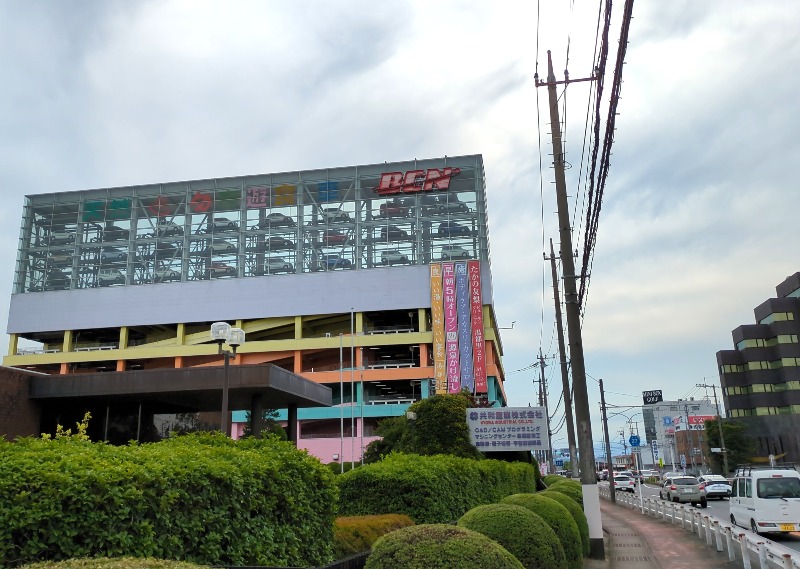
601 481 800 552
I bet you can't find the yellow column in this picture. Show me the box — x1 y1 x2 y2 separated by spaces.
119 326 129 350
7 334 18 356
62 330 73 353
417 308 427 332
176 323 186 346
294 316 303 339
355 311 364 334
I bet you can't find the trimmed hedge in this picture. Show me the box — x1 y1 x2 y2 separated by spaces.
545 481 583 506
0 433 336 568
542 474 568 486
337 453 536 523
540 490 589 556
500 494 582 568
333 514 415 558
365 524 524 569
457 504 567 569
20 559 208 569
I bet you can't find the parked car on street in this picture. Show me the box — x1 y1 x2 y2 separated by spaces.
698 474 732 500
659 475 707 507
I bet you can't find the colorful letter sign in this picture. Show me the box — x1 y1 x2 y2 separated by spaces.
430 264 446 394
373 168 461 196
456 262 474 393
468 261 487 393
442 263 460 393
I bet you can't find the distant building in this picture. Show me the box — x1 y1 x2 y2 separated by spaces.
716 272 800 462
642 398 718 468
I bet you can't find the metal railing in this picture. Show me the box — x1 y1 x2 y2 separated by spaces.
599 485 800 569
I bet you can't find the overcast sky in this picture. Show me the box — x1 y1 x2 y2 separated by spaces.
1 1 798 456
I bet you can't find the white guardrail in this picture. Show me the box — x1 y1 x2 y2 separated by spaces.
599 485 800 569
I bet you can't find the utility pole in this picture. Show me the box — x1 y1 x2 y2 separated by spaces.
684 403 696 473
599 378 615 503
547 238 579 478
537 349 553 466
697 382 728 474
539 50 603 558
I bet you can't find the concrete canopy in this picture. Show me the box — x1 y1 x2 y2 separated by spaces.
28 363 332 413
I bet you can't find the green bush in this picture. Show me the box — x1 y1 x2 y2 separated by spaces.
0 433 336 568
337 453 536 523
365 524 524 569
542 474 568 486
333 514 415 558
500 494 582 568
457 504 567 569
544 481 583 506
540 490 589 556
20 558 208 569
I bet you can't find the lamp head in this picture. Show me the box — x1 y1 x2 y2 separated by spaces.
211 322 232 342
227 327 245 352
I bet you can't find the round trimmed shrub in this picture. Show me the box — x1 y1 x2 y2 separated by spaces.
500 494 582 569
542 474 568 486
365 524 524 569
457 503 567 569
541 490 589 556
545 481 583 506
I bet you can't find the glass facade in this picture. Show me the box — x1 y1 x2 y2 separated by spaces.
15 155 488 293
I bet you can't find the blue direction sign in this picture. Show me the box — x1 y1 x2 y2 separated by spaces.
629 435 641 447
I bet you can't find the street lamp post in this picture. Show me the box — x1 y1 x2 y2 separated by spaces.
211 322 245 437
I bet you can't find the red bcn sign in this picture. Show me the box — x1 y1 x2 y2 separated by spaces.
374 167 461 196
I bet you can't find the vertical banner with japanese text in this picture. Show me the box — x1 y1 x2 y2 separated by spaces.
443 263 461 393
430 264 447 394
468 261 487 393
455 262 474 393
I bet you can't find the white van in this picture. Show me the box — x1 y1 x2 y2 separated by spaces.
730 465 800 535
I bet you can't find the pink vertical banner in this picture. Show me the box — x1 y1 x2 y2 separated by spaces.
430 263 447 394
468 261 487 393
443 263 460 393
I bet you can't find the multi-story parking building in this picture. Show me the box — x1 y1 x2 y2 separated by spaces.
717 271 800 462
3 154 507 461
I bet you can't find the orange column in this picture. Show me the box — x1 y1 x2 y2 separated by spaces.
60 362 69 374
175 356 184 368
116 360 125 371
294 350 302 373
419 344 429 366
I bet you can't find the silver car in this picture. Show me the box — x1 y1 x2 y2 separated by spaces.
698 475 732 500
660 476 707 507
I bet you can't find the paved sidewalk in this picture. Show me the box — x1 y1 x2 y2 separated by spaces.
585 498 740 569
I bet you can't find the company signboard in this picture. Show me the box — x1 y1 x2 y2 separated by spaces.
466 407 550 452
374 168 461 195
687 415 715 430
642 390 663 405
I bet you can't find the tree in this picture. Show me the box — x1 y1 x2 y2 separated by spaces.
242 409 287 439
400 392 482 459
363 416 406 463
704 418 756 474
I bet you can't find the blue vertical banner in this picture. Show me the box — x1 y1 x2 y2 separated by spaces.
318 181 339 202
455 262 474 392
